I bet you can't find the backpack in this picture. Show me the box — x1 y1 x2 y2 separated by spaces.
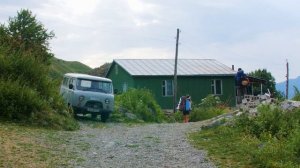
179 96 186 111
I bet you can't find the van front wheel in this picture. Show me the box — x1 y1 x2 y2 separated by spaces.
91 113 97 119
101 113 109 122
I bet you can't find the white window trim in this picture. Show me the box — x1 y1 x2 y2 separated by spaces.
162 80 174 97
211 79 223 95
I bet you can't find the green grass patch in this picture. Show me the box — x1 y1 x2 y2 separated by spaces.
189 105 300 168
0 122 83 167
189 126 259 168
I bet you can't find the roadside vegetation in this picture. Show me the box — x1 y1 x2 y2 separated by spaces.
0 121 83 167
190 104 300 167
110 88 167 123
0 9 78 130
190 94 229 122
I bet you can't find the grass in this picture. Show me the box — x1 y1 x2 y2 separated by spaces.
189 126 260 168
49 57 92 79
0 121 83 168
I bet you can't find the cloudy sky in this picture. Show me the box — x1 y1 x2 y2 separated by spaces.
1 0 300 82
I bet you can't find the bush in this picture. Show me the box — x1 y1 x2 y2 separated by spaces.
235 105 300 139
111 88 166 123
190 95 228 122
0 79 78 130
233 105 300 167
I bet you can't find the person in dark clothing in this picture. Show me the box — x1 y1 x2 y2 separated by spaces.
235 68 246 86
235 68 248 104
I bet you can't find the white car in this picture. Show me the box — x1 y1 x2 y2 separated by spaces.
60 73 114 122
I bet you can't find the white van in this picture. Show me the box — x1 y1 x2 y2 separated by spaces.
60 73 114 122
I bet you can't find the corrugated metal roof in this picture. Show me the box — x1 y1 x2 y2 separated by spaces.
114 59 236 76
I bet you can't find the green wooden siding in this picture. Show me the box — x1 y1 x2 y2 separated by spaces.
106 62 135 94
134 76 235 109
107 62 236 109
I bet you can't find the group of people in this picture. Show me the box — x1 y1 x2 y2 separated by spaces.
177 68 248 123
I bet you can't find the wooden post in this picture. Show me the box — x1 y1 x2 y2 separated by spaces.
173 28 180 113
286 60 289 99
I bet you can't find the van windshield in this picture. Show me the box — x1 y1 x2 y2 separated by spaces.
76 79 112 94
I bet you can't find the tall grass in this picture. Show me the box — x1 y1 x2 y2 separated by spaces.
190 94 229 122
233 105 300 167
0 46 78 130
111 88 167 123
190 104 300 167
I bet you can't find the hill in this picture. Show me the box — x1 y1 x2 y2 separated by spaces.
276 76 300 99
49 57 92 79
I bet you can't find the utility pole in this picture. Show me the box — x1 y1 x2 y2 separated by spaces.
173 28 180 113
286 59 289 99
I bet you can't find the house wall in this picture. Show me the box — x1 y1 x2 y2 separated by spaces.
107 62 236 109
134 76 236 109
106 62 135 94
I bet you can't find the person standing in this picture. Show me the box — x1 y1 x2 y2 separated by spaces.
235 68 247 103
183 95 192 123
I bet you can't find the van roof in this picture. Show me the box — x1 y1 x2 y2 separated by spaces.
64 73 112 82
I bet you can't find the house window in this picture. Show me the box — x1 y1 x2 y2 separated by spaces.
122 82 128 92
162 80 173 96
211 79 222 95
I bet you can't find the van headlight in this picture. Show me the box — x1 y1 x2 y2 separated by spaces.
105 98 110 104
79 96 85 102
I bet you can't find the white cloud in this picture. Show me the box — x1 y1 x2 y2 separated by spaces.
2 0 300 83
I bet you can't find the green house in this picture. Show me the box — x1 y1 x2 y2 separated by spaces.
106 59 236 109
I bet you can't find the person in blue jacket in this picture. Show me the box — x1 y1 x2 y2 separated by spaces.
235 68 246 86
183 95 192 123
235 68 248 103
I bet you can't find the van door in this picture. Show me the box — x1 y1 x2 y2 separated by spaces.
60 76 69 102
67 78 76 105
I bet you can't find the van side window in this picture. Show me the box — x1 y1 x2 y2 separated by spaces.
69 78 75 86
63 77 69 86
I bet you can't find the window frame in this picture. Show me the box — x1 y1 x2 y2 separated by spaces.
211 79 223 95
162 80 174 97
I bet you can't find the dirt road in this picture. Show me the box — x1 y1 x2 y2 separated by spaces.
66 121 215 168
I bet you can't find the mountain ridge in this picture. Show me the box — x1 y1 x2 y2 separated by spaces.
49 57 92 79
276 76 300 99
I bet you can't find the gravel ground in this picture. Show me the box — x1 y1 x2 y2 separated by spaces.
69 121 216 168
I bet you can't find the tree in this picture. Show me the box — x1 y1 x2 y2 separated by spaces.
0 9 78 130
248 69 279 97
5 9 55 64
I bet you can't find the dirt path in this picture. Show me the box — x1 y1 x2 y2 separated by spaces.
67 122 216 168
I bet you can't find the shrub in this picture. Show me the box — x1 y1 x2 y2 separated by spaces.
235 105 300 139
0 79 78 130
190 94 228 122
111 88 166 123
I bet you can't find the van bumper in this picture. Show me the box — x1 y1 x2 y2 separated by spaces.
72 106 112 115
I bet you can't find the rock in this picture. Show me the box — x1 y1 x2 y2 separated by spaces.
281 100 300 111
124 112 137 119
